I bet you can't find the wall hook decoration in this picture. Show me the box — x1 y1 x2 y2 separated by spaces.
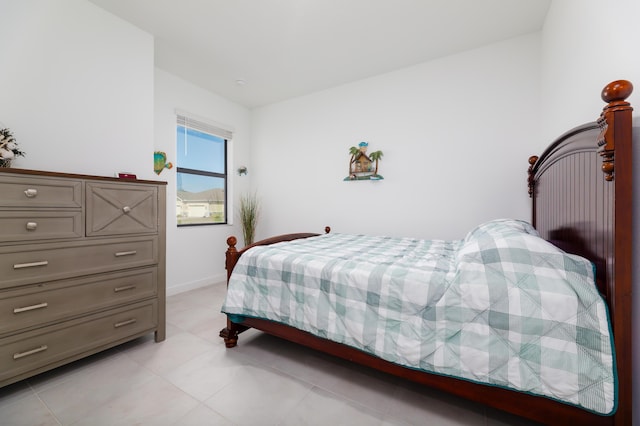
344 142 384 181
237 166 248 176
154 151 173 175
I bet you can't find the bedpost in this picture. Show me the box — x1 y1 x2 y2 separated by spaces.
225 236 239 282
600 79 634 426
219 236 245 348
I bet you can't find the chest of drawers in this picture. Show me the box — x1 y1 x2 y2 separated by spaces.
0 169 166 387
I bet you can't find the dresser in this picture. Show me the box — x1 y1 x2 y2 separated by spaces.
0 168 166 387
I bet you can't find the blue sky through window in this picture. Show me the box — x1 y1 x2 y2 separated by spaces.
176 126 225 192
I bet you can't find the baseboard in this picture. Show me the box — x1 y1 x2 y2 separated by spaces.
166 274 227 296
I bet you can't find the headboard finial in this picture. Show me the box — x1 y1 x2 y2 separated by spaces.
598 80 634 181
601 80 633 104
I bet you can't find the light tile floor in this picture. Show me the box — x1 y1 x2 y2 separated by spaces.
0 283 541 425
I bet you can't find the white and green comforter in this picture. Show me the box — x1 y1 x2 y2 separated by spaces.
222 219 616 414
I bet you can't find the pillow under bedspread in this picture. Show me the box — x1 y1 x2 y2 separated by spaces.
221 219 615 415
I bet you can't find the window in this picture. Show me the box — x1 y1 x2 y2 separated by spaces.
176 114 230 226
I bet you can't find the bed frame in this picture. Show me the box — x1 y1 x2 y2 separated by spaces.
220 80 634 425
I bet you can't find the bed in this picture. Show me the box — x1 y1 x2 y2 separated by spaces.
220 80 634 425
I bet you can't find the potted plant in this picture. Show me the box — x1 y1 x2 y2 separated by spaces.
239 192 260 246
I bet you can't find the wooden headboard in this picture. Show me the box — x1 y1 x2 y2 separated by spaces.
527 80 634 425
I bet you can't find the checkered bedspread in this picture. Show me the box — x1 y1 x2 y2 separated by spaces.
222 219 615 414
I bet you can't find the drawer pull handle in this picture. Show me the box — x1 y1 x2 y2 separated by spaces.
114 318 137 328
26 222 38 231
122 206 131 213
13 260 49 269
115 250 137 257
24 188 38 198
13 345 48 360
114 285 136 293
14 302 48 314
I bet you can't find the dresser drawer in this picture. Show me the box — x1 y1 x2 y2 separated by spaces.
0 301 157 384
0 267 157 335
0 175 82 208
86 182 158 236
0 237 158 289
0 211 83 243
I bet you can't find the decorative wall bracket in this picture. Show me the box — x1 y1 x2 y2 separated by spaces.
154 151 173 175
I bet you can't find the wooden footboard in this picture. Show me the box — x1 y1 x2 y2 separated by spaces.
219 227 330 347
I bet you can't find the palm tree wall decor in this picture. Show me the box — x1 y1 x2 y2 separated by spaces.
345 142 384 181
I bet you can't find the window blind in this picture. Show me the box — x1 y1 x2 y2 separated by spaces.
176 112 233 140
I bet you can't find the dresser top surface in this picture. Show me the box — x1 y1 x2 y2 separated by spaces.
0 168 167 186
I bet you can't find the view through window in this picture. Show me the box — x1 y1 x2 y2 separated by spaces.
176 122 227 226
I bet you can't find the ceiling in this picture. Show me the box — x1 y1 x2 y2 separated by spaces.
88 0 551 109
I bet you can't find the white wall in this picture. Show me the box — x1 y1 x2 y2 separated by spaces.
154 69 252 295
540 0 639 142
0 0 155 179
540 1 640 424
251 34 541 241
0 0 252 295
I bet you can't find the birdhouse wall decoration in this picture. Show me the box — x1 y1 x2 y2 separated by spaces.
344 142 383 181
